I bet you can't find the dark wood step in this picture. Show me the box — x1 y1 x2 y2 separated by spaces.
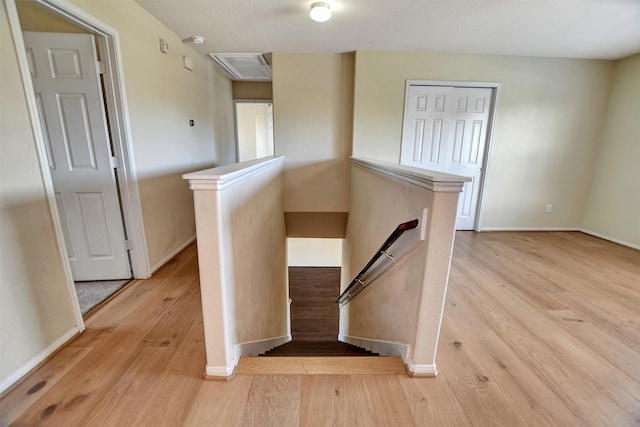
261 340 379 357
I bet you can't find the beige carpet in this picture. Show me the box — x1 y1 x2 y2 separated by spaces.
74 279 131 316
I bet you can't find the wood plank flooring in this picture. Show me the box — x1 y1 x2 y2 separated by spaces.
1 231 639 426
236 357 406 375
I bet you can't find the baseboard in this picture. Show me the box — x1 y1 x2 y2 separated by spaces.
405 359 437 378
150 235 196 274
234 335 292 364
0 327 80 394
479 227 580 232
579 229 639 250
478 227 639 250
204 364 236 381
203 335 291 381
338 334 410 362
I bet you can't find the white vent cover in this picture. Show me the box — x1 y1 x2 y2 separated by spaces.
208 53 272 81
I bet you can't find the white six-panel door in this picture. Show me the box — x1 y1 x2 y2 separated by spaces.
23 32 131 280
401 85 494 230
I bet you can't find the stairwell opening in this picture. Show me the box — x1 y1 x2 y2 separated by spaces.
261 238 377 357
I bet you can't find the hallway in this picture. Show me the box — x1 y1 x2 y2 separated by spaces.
2 231 639 426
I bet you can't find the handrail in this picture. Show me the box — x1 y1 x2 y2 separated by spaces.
337 219 419 305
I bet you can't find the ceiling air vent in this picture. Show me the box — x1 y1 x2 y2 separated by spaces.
208 53 272 81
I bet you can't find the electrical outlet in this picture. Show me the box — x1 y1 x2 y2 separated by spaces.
545 204 553 213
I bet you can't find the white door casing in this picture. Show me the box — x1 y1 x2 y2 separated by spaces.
401 84 495 230
24 31 131 280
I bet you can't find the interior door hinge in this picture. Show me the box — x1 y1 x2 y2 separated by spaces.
110 156 119 169
124 240 133 251
97 61 105 75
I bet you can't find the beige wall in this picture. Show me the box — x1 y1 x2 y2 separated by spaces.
16 0 86 33
352 51 614 230
342 164 427 349
272 52 354 213
186 158 288 374
342 160 461 370
210 66 236 166
1 0 235 390
65 0 233 269
582 54 640 247
232 81 273 100
1 3 77 388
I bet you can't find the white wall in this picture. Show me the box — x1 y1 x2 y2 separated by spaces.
582 54 640 247
236 102 273 162
352 51 614 230
236 103 258 161
287 238 342 266
1 3 77 389
272 52 354 213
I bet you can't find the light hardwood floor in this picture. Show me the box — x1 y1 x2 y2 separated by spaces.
1 231 639 426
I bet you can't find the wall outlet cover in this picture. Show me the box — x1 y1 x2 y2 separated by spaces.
159 38 169 53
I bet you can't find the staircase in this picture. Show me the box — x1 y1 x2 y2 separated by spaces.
239 265 406 374
261 340 378 357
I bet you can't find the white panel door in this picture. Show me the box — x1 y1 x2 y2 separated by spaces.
24 32 131 280
401 85 453 172
401 85 494 230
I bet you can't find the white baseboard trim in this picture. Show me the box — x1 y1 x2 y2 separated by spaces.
0 327 80 394
405 359 437 377
479 227 580 232
478 227 638 250
205 364 236 378
205 335 292 379
234 335 292 364
338 334 410 362
150 235 196 274
579 229 639 250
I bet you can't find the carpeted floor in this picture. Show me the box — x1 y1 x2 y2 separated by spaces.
74 279 131 316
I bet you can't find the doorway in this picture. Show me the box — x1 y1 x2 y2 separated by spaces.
400 81 499 230
234 100 274 162
8 0 149 323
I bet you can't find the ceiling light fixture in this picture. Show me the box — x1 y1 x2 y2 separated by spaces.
310 2 331 22
191 35 205 44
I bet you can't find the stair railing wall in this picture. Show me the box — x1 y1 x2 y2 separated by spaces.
339 157 469 377
184 156 290 379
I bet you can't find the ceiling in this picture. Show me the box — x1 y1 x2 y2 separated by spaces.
135 0 640 63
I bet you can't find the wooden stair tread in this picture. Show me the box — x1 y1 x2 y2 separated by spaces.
261 340 378 357
236 356 406 375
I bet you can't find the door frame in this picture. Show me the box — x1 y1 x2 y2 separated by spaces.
6 0 151 327
233 99 275 162
402 80 501 231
